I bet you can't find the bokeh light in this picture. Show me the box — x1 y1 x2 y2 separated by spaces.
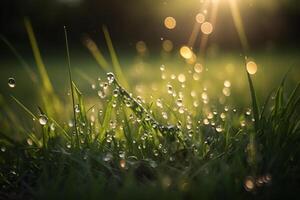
162 40 173 52
180 46 193 59
136 41 147 54
196 13 205 24
201 22 213 35
164 16 176 29
178 74 186 83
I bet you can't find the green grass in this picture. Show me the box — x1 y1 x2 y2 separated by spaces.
0 25 300 199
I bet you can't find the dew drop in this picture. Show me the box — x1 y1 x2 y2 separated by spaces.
156 98 163 108
216 126 223 133
220 112 226 119
120 159 126 169
27 138 33 146
246 61 258 75
113 89 119 97
68 120 74 127
38 115 48 126
119 151 125 158
50 123 55 131
107 72 115 84
98 90 106 99
8 78 16 88
162 112 168 119
178 107 185 114
203 118 209 125
75 104 80 113
245 108 251 116
1 146 6 152
167 84 173 94
224 80 231 88
222 87 231 96
176 99 183 107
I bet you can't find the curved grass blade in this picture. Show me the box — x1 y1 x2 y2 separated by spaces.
103 26 129 89
11 95 37 120
24 18 53 93
83 36 110 72
64 26 79 147
246 72 260 132
95 95 115 142
108 72 179 135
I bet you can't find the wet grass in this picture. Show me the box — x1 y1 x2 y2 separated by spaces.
0 25 300 199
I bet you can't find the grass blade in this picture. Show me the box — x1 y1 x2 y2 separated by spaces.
83 36 110 72
103 26 129 89
64 26 79 147
11 95 37 120
24 18 53 93
246 72 260 132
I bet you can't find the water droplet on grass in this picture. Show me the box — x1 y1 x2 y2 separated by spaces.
246 61 258 75
107 72 115 84
203 119 209 125
27 138 33 146
75 104 80 113
98 90 106 99
176 99 183 107
38 115 48 126
103 153 113 162
1 146 6 152
156 99 163 108
167 84 173 94
68 120 74 127
113 89 119 97
8 78 16 88
162 112 168 119
245 108 251 116
216 126 223 133
120 159 126 169
222 87 231 96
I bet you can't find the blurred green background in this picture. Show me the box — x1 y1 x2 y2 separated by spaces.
0 0 300 110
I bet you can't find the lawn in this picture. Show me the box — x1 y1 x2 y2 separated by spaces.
1 1 300 199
